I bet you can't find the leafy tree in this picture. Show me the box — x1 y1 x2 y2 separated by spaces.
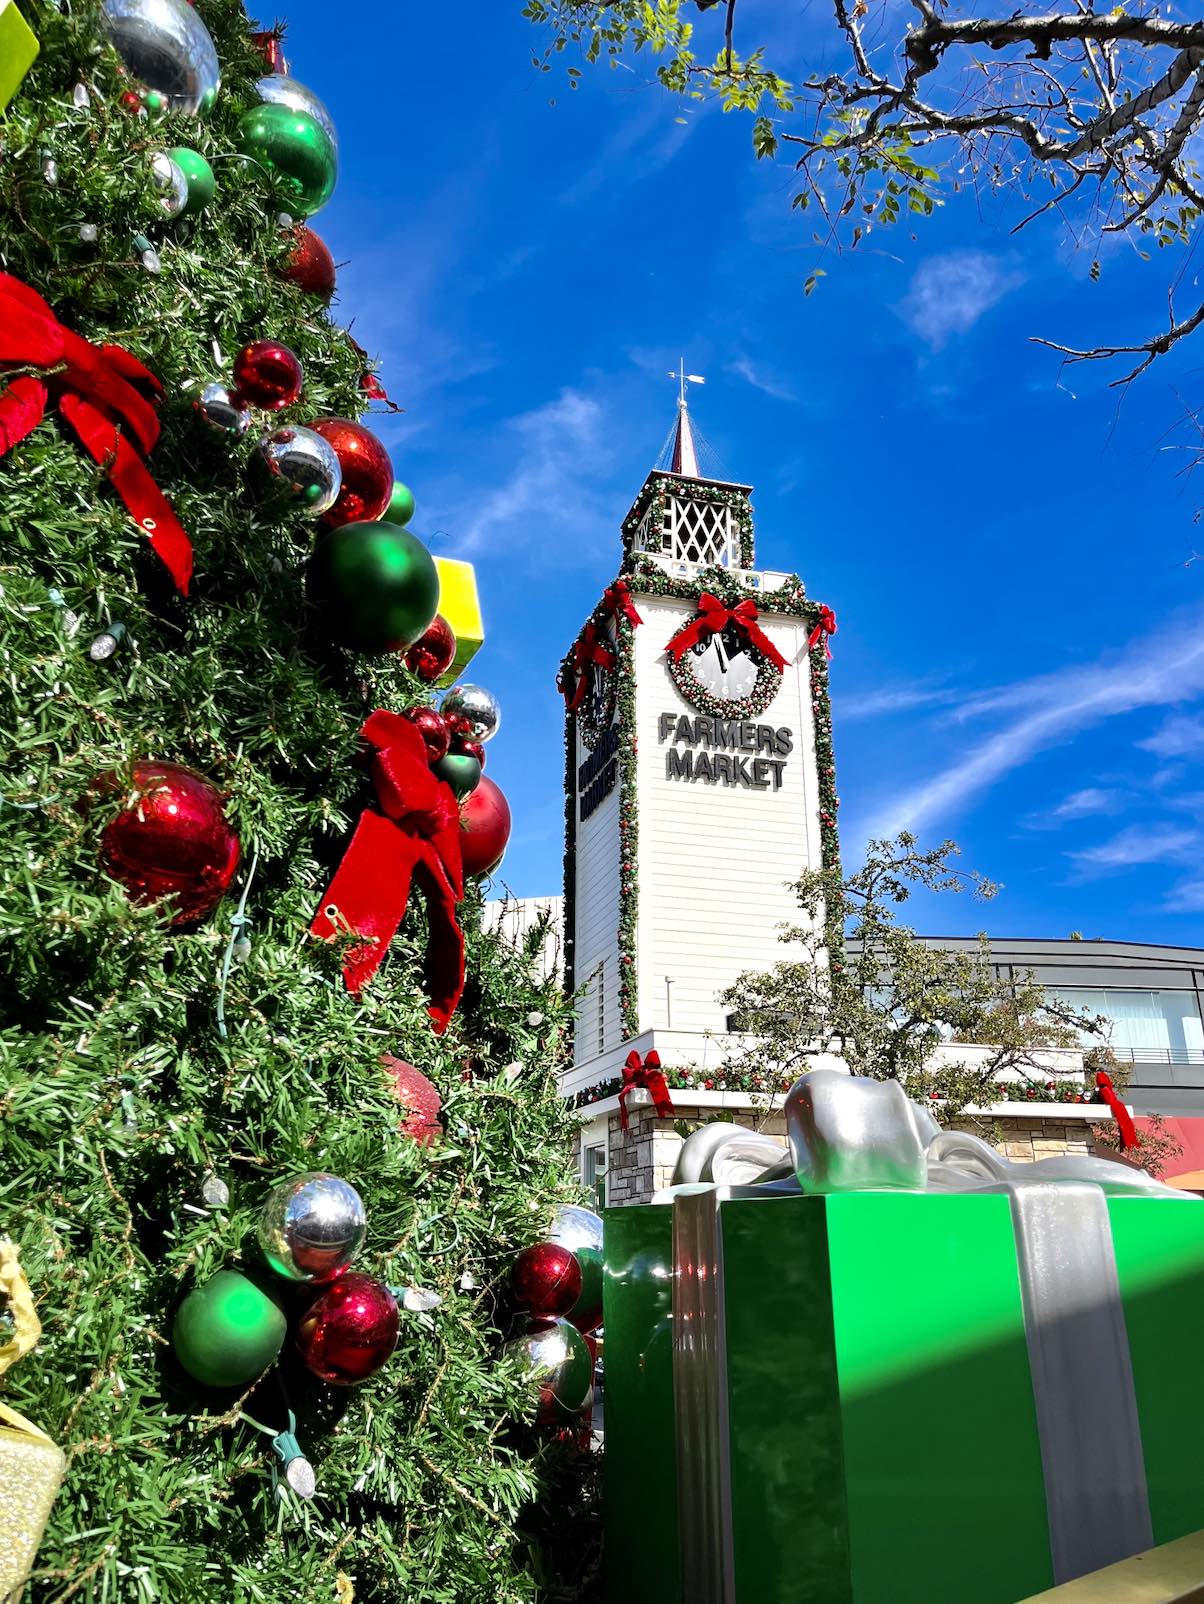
0 4 592 1600
525 1 1204 380
719 835 1111 1124
1092 1110 1184 1179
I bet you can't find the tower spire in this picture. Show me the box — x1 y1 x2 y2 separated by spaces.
668 359 704 478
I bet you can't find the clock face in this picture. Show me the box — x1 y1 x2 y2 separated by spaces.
691 626 758 700
578 620 617 750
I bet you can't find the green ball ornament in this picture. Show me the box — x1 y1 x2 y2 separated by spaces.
306 521 440 655
172 1269 286 1388
433 751 481 799
387 482 415 527
168 146 214 214
237 102 336 217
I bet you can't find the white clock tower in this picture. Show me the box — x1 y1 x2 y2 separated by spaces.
559 380 841 1202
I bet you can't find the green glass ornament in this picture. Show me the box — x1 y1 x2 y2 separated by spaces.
237 102 336 218
306 521 439 655
172 1269 286 1388
387 481 415 527
168 145 214 214
433 751 481 799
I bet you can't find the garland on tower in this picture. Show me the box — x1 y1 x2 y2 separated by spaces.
620 474 756 568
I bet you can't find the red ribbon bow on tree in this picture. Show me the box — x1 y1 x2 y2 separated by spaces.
0 272 193 593
600 578 644 628
666 593 788 670
559 622 617 712
310 710 465 1032
618 1049 675 1133
1096 1070 1138 1150
807 605 837 660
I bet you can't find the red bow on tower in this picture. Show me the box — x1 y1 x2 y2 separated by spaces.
559 622 617 712
807 605 837 660
618 1050 675 1133
0 273 193 593
310 711 465 1032
1096 1070 1138 1150
666 593 788 670
600 578 643 628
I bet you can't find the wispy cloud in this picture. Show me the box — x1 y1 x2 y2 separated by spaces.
899 251 1024 349
560 91 709 207
1067 824 1199 879
726 356 797 403
1139 714 1204 759
1164 876 1204 912
872 608 1204 837
838 683 961 721
1024 787 1125 830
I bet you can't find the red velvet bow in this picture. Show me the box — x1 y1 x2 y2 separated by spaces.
310 710 465 1032
1096 1070 1138 1150
601 579 643 629
618 1049 675 1133
807 605 837 660
559 622 616 712
666 593 788 670
0 272 192 593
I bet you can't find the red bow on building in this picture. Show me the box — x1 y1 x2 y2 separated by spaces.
1096 1070 1138 1150
666 593 788 670
310 711 465 1032
618 1049 675 1133
807 605 837 660
600 578 643 628
559 621 617 712
0 273 193 593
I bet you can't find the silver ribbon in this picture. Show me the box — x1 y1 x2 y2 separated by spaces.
662 1070 1196 1603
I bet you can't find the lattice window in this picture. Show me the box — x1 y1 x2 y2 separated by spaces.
664 494 737 566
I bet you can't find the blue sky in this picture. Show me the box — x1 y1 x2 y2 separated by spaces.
281 0 1204 942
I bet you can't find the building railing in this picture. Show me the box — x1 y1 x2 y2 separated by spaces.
1112 1046 1204 1067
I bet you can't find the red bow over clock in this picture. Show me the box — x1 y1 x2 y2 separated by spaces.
1096 1070 1138 1150
618 1049 675 1133
600 578 644 629
666 593 788 670
310 710 465 1032
807 605 837 659
0 273 192 593
559 622 617 713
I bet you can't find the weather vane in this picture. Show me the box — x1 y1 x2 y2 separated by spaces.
668 359 705 412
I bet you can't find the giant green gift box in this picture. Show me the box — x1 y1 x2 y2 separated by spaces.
603 1189 1204 1604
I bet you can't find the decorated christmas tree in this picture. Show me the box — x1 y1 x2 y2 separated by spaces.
0 3 599 1599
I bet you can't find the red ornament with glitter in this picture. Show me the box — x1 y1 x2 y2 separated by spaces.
384 1055 442 1146
100 761 240 926
512 1242 582 1320
232 340 303 411
404 615 456 682
459 776 511 878
283 227 335 300
310 417 393 527
296 1272 399 1386
401 705 451 764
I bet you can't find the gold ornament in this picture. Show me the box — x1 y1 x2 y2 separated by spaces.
335 1573 355 1603
0 1240 65 1603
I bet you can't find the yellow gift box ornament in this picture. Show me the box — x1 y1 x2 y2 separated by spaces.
0 1239 65 1602
0 1 40 115
432 556 484 684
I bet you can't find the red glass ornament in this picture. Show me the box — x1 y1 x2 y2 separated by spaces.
459 776 511 878
512 1243 582 1320
445 712 472 739
296 1272 399 1386
359 373 387 400
401 706 451 764
232 340 304 411
100 761 240 926
310 417 393 528
383 1055 442 1146
404 615 456 683
250 29 288 73
284 227 335 300
119 88 143 113
453 737 485 768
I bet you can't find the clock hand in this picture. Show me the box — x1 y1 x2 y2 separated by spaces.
714 634 729 675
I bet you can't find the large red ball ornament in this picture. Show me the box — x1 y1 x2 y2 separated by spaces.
284 226 335 299
512 1242 582 1319
402 706 451 764
100 762 240 926
404 615 456 682
232 340 304 411
310 417 393 528
295 1272 399 1386
459 776 511 878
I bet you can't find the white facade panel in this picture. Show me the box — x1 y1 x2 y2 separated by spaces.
572 718 624 1065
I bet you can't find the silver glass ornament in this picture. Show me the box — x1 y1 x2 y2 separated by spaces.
257 1171 366 1283
547 1204 602 1260
101 0 221 116
441 683 501 743
255 74 339 152
197 382 251 436
502 1318 592 1419
252 425 341 517
149 151 188 217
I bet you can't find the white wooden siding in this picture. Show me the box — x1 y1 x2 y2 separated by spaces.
572 717 624 1065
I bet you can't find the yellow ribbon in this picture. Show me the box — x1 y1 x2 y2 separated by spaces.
0 1238 41 1379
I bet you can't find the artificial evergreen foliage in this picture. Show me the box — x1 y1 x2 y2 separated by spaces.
0 4 592 1599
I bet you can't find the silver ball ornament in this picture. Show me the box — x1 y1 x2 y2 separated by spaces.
257 1171 366 1283
255 74 339 153
252 425 341 517
442 683 501 743
149 151 188 217
101 0 221 116
502 1318 593 1422
197 382 251 436
547 1204 603 1259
